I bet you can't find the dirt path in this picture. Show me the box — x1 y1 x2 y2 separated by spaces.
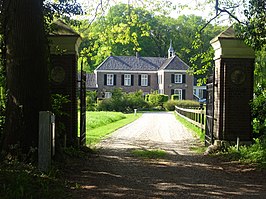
65 112 266 199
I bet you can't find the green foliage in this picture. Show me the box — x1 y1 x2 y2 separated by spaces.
171 100 200 109
75 3 226 72
147 93 168 107
171 94 179 101
0 162 65 199
131 149 166 159
253 48 266 87
86 91 97 111
174 112 204 141
225 137 266 168
87 111 126 129
163 100 179 111
51 94 70 117
51 94 71 148
250 86 266 137
189 24 225 84
238 0 266 51
86 112 141 146
97 89 149 112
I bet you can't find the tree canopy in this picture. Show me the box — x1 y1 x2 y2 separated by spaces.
76 3 225 74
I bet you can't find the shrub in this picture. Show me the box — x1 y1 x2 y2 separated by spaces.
251 86 266 137
96 89 149 113
163 100 179 111
126 91 149 111
86 91 97 111
171 94 179 101
164 100 200 111
174 100 200 108
225 137 266 167
147 93 168 107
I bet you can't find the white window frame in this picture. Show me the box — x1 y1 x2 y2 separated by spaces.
174 89 182 100
107 74 114 86
141 74 148 86
199 89 204 99
174 74 182 83
124 74 131 86
105 92 112 99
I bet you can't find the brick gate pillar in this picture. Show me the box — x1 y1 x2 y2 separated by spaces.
48 20 81 146
210 26 255 143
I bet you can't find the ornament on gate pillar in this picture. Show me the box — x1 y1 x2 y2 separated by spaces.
210 26 255 143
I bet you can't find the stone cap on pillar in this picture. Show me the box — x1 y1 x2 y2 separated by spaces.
210 26 255 60
48 19 82 55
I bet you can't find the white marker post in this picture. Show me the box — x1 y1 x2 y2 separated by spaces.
38 111 55 172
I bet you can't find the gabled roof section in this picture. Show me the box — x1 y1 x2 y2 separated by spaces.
96 56 166 71
159 55 189 70
50 19 80 36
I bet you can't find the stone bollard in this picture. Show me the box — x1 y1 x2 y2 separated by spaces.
134 109 137 116
38 111 55 172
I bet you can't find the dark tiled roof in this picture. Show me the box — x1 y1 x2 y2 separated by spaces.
96 56 166 71
78 73 97 89
96 55 189 71
159 55 189 70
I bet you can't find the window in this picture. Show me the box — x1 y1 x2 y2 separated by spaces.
141 74 148 86
105 92 112 98
107 74 114 85
174 89 182 100
124 74 131 86
174 74 182 83
199 89 206 99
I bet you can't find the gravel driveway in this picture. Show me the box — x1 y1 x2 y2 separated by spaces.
66 112 266 199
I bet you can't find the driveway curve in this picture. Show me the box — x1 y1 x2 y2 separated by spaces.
66 112 266 199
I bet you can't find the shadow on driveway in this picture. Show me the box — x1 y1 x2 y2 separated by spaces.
65 142 266 199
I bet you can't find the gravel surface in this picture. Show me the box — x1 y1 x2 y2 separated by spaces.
65 112 266 199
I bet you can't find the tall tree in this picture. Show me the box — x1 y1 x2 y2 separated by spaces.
1 0 49 154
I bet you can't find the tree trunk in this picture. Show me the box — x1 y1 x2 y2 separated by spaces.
1 0 50 154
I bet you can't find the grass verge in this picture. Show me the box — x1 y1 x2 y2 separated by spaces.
86 112 142 146
173 111 207 153
131 149 167 159
174 112 205 141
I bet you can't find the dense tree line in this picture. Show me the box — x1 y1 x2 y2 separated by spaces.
76 3 225 76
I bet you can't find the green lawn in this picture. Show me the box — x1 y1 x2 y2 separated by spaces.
174 111 205 141
85 111 142 146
